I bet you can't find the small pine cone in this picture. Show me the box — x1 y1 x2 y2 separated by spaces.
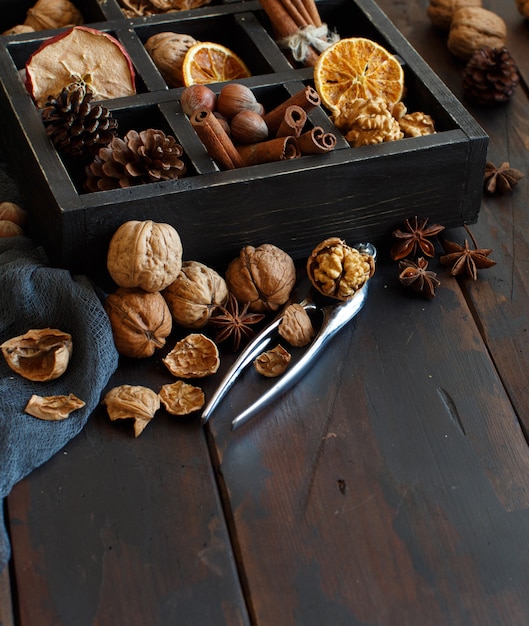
462 46 520 105
84 128 187 192
41 84 118 157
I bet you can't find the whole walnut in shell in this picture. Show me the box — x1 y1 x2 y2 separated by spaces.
24 0 83 31
163 261 228 329
517 0 529 18
427 0 482 31
225 244 296 313
144 32 196 88
107 220 183 292
307 238 375 300
447 7 507 60
104 287 172 358
1 328 72 381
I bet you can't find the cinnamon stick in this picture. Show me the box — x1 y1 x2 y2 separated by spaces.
190 109 244 170
236 136 300 166
297 126 337 154
263 86 321 135
275 105 307 138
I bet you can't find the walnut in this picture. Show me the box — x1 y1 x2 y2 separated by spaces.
254 344 291 377
144 32 196 88
163 333 220 378
278 303 315 347
307 237 375 300
25 393 85 421
2 25 35 35
103 384 160 437
163 261 228 329
447 7 507 60
398 112 436 137
225 244 296 313
516 0 529 18
104 287 172 358
159 380 205 415
332 97 403 147
24 0 83 31
107 220 183 293
427 0 482 31
1 328 72 381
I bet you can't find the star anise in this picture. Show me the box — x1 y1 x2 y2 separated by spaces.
391 216 445 261
484 161 524 195
209 293 265 351
398 257 440 299
440 225 496 281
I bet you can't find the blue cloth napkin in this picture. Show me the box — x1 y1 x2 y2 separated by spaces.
0 237 119 570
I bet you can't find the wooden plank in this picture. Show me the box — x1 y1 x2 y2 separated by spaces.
0 565 14 626
205 262 529 625
7 359 250 626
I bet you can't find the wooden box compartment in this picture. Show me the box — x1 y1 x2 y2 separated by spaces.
0 0 487 288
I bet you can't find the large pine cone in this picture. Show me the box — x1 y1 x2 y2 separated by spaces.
463 46 519 105
84 128 187 192
41 84 118 157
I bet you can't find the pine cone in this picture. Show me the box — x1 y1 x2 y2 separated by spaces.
462 46 519 105
84 129 187 192
41 84 118 157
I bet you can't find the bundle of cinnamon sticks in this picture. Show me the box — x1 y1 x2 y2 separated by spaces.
258 0 333 66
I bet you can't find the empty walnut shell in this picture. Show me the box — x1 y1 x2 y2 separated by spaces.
447 7 507 60
104 287 172 358
225 244 296 313
162 260 228 329
306 237 375 300
107 220 183 293
25 393 85 421
159 380 205 415
103 384 160 437
163 333 220 378
254 344 291 377
1 328 72 381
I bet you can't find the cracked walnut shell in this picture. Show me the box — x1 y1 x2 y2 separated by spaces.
25 393 85 421
163 333 220 378
159 380 205 415
104 287 172 358
278 303 315 347
163 261 228 329
254 344 291 377
1 328 72 381
307 238 375 300
107 220 183 293
103 384 160 437
225 244 296 313
447 7 507 60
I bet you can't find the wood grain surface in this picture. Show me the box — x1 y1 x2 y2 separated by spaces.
3 1 529 625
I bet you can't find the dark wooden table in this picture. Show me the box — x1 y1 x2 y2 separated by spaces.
2 1 529 624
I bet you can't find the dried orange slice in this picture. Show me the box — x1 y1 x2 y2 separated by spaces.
181 41 251 86
314 37 404 113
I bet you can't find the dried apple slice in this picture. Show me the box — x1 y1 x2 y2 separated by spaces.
25 26 136 108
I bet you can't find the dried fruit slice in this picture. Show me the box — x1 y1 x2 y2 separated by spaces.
181 41 251 86
314 37 404 114
25 26 136 108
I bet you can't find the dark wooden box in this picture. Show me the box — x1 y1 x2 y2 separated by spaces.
0 0 487 287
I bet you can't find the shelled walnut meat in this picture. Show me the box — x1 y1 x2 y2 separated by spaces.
1 328 72 381
307 238 375 300
104 287 172 358
162 260 228 329
225 244 296 313
107 220 183 293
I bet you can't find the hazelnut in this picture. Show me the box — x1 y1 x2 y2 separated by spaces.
1 328 72 381
103 384 160 437
225 244 297 313
144 32 197 87
162 260 228 329
516 0 529 18
447 7 507 60
230 110 269 144
107 220 183 293
427 0 482 31
216 83 262 119
180 85 217 116
104 287 172 358
306 237 375 300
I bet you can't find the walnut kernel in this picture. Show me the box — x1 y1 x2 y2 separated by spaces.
307 238 375 300
163 333 220 378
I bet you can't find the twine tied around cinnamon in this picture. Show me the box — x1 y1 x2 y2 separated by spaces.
279 24 340 63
